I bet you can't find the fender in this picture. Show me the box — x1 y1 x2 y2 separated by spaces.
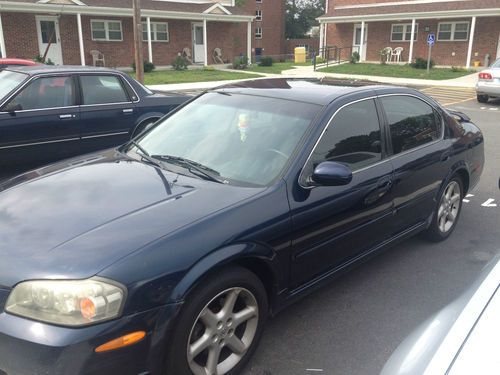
169 242 281 305
435 160 470 205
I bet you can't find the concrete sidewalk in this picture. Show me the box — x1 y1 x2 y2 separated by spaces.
148 65 478 92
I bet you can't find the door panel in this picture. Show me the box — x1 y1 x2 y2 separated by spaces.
78 74 136 152
289 98 394 287
0 75 80 169
36 17 63 65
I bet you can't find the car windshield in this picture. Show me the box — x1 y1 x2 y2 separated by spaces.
131 92 321 186
491 59 500 68
0 70 28 101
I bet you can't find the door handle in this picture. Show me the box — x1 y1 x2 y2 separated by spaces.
377 177 392 191
123 109 134 114
59 114 75 119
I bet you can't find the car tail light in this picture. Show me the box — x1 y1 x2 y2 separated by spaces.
479 72 492 80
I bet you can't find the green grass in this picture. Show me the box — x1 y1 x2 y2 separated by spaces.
245 61 312 74
318 63 474 80
131 69 260 85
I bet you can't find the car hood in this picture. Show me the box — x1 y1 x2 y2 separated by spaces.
0 151 263 287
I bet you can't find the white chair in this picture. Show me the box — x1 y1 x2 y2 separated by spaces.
391 47 404 62
182 47 193 64
90 50 105 67
212 48 224 64
382 47 392 62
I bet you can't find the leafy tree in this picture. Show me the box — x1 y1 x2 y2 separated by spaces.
286 0 325 39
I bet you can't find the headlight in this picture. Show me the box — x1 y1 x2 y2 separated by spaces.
5 278 125 326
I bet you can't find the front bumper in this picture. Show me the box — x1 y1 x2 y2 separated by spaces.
476 81 500 97
0 303 182 375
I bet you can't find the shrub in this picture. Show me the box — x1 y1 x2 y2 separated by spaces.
33 55 54 65
203 66 215 71
350 51 360 64
171 56 188 71
411 57 434 69
131 60 156 73
314 56 325 64
258 56 273 67
451 66 467 72
232 56 248 69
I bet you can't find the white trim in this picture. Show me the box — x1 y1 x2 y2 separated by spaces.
465 17 476 69
247 20 252 64
0 13 6 58
335 0 469 10
203 3 232 15
255 26 262 39
37 0 87 5
152 0 232 4
203 19 208 66
437 21 470 41
319 22 324 56
77 13 85 66
359 21 365 62
390 22 418 42
497 32 500 61
90 19 123 42
408 18 416 63
255 9 262 21
147 17 153 63
318 8 500 23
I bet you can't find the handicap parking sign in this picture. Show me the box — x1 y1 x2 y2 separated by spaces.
427 34 435 46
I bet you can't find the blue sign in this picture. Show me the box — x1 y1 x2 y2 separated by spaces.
427 33 435 46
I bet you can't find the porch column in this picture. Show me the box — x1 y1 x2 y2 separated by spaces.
247 20 252 65
147 16 153 63
203 19 208 66
359 21 365 61
77 13 85 66
466 16 476 69
319 22 325 56
0 13 7 58
408 18 416 63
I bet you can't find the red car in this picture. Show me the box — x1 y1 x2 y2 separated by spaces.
0 58 39 69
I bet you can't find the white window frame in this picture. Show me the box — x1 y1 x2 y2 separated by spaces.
91 19 123 42
255 10 262 21
437 21 470 41
255 27 262 39
142 22 169 42
256 0 262 3
390 23 418 42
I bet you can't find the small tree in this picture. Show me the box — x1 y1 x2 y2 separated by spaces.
350 51 360 64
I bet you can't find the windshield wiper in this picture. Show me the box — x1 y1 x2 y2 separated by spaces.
130 141 163 169
151 155 227 184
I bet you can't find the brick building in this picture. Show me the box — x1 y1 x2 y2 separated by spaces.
318 0 500 68
0 0 285 67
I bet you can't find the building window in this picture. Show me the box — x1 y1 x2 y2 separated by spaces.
91 20 123 41
437 22 469 41
391 23 418 42
256 0 262 3
142 22 169 42
255 27 262 39
255 10 262 21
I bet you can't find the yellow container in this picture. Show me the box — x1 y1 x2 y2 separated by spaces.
294 47 306 64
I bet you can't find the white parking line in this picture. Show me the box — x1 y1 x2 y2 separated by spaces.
482 199 498 207
463 194 474 203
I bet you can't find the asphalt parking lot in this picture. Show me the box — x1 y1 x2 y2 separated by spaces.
242 94 500 375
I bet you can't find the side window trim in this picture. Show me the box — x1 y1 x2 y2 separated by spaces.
377 93 445 158
78 73 133 107
1 74 78 113
298 95 386 188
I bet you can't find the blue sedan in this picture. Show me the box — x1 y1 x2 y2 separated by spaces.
0 79 484 375
0 66 189 176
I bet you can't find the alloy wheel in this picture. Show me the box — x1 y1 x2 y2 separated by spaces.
437 181 461 233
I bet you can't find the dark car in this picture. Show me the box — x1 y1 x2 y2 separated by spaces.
0 79 484 375
0 65 189 175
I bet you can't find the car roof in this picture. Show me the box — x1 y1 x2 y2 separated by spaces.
212 78 394 105
5 65 125 75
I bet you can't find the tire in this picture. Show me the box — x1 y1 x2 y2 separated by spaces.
477 94 489 103
424 176 463 242
164 266 268 375
132 118 159 138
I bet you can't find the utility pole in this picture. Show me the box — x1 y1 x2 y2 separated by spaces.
133 0 144 83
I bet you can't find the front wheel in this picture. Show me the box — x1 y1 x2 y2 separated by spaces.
165 267 268 375
424 176 463 242
477 94 489 103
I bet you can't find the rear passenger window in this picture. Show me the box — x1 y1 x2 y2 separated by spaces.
380 96 441 154
80 75 129 105
309 99 382 172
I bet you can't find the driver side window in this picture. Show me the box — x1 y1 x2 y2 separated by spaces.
309 98 383 173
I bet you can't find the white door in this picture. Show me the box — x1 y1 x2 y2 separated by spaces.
192 23 205 64
36 16 63 65
353 24 368 61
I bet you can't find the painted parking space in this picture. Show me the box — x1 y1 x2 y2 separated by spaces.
419 87 476 106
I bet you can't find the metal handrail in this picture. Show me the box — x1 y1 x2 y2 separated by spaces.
313 46 359 71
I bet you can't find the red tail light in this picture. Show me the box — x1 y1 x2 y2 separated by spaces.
479 72 492 80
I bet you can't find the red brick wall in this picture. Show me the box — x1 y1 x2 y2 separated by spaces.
253 0 286 57
326 17 500 66
2 12 38 60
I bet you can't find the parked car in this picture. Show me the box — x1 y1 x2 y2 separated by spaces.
0 58 39 70
381 252 500 375
476 58 500 103
0 65 189 173
0 79 484 375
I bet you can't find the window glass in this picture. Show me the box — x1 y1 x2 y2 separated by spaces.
453 23 469 40
381 96 441 154
80 75 129 105
108 22 122 40
0 70 28 102
91 21 106 40
438 23 452 40
309 99 382 172
8 76 74 110
40 21 57 44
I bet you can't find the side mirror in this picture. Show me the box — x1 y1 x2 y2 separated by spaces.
311 161 353 186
